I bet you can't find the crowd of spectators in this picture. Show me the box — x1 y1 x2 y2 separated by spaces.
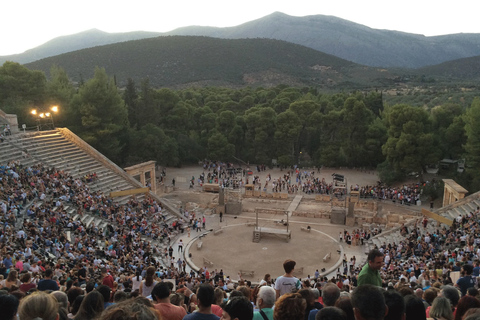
352 182 422 205
4 157 480 320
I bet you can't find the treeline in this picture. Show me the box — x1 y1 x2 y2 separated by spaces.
1 62 480 190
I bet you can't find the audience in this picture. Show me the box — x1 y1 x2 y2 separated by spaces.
3 155 480 320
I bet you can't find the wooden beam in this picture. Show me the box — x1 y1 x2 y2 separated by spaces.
421 208 453 227
110 187 149 198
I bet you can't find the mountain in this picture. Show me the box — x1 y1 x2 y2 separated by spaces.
418 55 480 80
24 36 399 88
165 12 480 68
0 29 161 65
8 12 480 68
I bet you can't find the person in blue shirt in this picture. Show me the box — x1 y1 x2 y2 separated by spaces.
37 269 60 291
2 253 13 270
456 264 476 296
472 260 480 277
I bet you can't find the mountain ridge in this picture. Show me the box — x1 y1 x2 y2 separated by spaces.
24 36 398 89
4 12 480 68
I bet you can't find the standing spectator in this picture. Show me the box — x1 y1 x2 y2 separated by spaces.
275 260 301 299
456 264 476 297
358 250 384 287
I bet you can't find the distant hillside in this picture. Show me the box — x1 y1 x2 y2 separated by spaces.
0 29 161 65
24 36 398 88
418 55 480 80
166 12 480 68
5 12 480 68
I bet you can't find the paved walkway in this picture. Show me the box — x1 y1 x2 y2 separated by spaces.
287 195 303 217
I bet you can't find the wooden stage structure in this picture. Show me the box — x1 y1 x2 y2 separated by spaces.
253 227 291 243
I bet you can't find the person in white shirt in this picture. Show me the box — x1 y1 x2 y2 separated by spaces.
409 271 417 283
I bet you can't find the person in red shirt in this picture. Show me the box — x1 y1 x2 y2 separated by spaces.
101 268 114 289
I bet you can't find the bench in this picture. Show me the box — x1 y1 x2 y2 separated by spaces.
323 252 331 262
246 222 256 226
213 228 223 235
301 226 311 232
295 267 304 274
239 270 255 277
203 257 214 267
197 241 203 250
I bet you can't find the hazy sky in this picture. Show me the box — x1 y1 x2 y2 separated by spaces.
1 0 478 56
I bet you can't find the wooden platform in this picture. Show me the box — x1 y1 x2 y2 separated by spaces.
253 227 291 242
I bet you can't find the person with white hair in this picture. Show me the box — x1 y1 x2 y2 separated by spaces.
253 286 275 320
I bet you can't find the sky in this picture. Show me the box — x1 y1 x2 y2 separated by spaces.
1 0 479 56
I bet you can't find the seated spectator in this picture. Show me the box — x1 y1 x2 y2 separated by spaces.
383 289 405 320
467 289 479 299
315 307 347 320
428 297 453 320
38 269 60 292
322 283 340 306
183 283 219 320
0 293 19 320
455 296 480 320
52 290 69 311
74 290 104 320
424 289 438 308
97 285 114 309
221 296 253 320
274 293 306 320
99 298 160 320
405 295 427 320
68 295 84 319
335 296 355 320
151 282 187 320
212 287 226 317
463 308 480 320
114 291 129 303
19 273 36 293
299 288 317 320
351 285 387 320
253 286 275 320
18 291 59 320
0 269 20 290
67 287 84 313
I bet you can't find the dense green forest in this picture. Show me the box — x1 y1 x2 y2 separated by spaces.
2 61 480 191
